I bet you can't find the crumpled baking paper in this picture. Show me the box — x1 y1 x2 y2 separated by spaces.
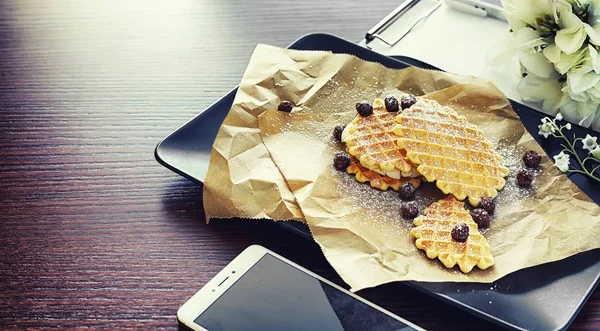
204 45 600 290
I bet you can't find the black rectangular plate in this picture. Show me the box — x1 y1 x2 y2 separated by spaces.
155 33 600 330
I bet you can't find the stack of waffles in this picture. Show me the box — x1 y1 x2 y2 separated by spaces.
339 96 509 272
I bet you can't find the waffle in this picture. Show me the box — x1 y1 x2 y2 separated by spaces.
394 100 509 206
410 196 494 273
346 155 421 191
342 98 419 179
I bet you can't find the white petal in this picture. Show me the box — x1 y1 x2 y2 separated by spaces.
486 27 546 66
592 108 600 131
588 45 600 74
556 12 586 55
543 93 567 114
506 15 527 32
504 1 549 29
567 71 600 94
486 38 521 66
555 48 587 74
559 10 584 31
583 23 600 46
518 73 564 113
557 162 570 172
560 97 583 123
578 102 599 128
588 89 600 104
519 52 556 78
592 146 600 159
543 43 562 63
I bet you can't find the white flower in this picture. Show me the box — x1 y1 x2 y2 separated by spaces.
518 72 567 113
591 145 600 159
565 122 572 130
556 113 564 121
582 134 598 151
538 120 556 138
553 151 571 172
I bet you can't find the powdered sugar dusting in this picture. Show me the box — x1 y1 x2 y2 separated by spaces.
494 140 534 216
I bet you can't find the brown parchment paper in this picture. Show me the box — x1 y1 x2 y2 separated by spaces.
204 44 600 289
203 44 477 222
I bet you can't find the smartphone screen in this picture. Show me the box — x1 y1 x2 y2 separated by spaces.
193 253 417 331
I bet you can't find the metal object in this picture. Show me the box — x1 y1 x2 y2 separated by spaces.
365 0 442 48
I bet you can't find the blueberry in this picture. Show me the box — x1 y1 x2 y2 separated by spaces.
384 96 399 112
356 101 373 117
333 124 345 142
479 197 495 213
401 201 419 219
333 152 351 171
398 182 416 201
451 222 469 242
523 150 541 168
400 94 417 110
470 208 490 228
517 169 533 187
278 101 293 112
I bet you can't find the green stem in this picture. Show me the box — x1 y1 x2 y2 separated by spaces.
555 130 600 183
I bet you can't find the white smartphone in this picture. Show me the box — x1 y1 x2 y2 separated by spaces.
177 245 424 331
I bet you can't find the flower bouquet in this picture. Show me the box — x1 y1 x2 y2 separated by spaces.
489 0 600 129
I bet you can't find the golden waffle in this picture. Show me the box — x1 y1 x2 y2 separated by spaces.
410 196 494 273
346 156 421 191
394 101 509 206
342 98 419 179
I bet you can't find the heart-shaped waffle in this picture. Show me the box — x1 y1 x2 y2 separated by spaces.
410 196 494 273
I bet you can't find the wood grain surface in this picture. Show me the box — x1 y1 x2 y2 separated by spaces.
0 0 597 330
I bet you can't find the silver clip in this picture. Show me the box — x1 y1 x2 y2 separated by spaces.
365 0 442 48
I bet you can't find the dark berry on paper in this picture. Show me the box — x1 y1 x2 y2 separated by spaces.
384 96 400 112
470 208 490 228
400 94 417 110
333 151 351 171
356 101 373 117
479 197 495 213
398 182 416 201
278 100 293 112
333 124 345 142
517 169 533 187
451 222 469 242
523 150 542 168
401 201 419 219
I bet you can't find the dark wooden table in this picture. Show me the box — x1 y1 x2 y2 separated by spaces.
1 0 597 329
